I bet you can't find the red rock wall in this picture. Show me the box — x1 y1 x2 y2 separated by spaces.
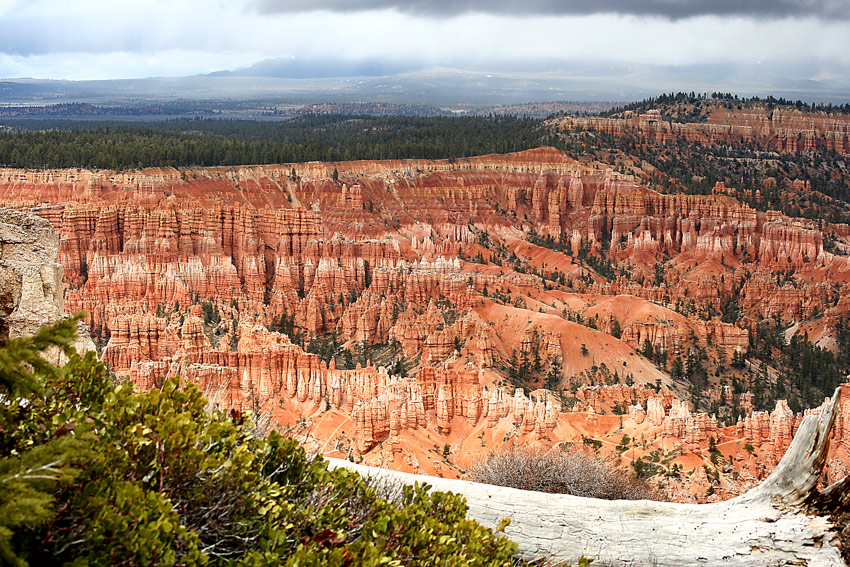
558 106 850 156
3 148 850 490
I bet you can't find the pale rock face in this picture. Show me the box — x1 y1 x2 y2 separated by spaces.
661 399 718 447
737 399 800 458
0 208 95 358
0 208 63 341
628 402 646 424
575 385 673 418
646 397 667 426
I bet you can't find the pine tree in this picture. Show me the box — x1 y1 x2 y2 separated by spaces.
0 316 85 566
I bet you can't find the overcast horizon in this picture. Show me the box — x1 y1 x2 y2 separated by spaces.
0 0 848 101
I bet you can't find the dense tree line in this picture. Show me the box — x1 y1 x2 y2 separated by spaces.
0 115 542 169
601 92 850 117
746 320 850 411
4 108 848 224
600 92 708 117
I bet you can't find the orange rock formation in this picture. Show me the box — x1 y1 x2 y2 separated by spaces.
557 106 850 156
2 146 849 493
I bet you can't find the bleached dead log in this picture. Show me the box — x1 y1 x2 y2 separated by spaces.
328 386 849 565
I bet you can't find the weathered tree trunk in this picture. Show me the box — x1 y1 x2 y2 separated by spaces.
329 386 849 566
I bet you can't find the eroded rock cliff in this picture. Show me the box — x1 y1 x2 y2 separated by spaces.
2 147 848 492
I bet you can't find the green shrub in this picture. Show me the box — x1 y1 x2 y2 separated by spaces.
0 318 519 566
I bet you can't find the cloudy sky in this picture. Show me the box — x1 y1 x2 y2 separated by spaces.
0 0 848 84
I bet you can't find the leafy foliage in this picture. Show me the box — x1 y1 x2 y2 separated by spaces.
0 319 520 566
0 316 92 566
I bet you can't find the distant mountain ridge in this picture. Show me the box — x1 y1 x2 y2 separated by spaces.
3 61 849 109
207 57 421 79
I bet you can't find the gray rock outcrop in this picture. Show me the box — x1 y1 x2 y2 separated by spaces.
0 207 95 355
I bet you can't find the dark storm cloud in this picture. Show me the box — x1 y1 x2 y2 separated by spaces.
254 0 850 19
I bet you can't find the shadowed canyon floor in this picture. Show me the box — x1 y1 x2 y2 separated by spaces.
3 142 850 503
